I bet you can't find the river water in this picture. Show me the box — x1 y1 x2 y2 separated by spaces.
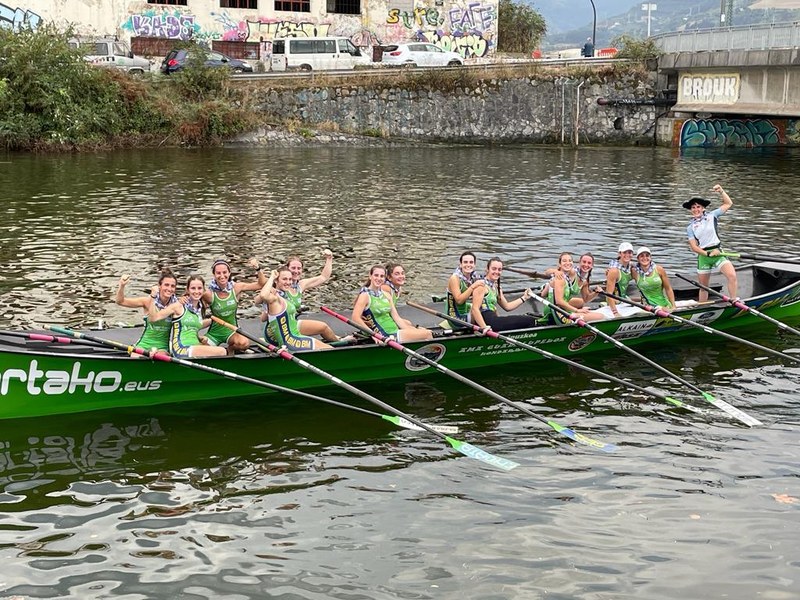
0 145 799 599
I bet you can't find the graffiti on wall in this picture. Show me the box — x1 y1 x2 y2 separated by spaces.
122 10 208 41
0 2 41 31
387 2 496 58
679 119 784 148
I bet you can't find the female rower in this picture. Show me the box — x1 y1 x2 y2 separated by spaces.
262 268 332 351
538 253 604 324
149 275 227 358
446 251 483 323
381 262 415 327
353 265 433 342
203 258 266 352
632 247 675 310
598 242 640 318
115 270 178 353
685 184 737 301
470 258 538 332
281 249 342 342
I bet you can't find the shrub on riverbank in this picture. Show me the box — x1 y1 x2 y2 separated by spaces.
0 26 257 151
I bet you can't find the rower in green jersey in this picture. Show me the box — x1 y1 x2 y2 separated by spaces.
445 251 483 324
352 265 433 343
470 257 539 332
260 267 332 351
632 247 676 310
538 253 604 325
278 249 342 343
115 270 179 352
382 262 416 328
148 275 227 358
599 242 638 318
202 257 266 352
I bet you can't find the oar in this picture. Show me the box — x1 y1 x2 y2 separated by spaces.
45 325 458 437
529 293 751 423
675 273 800 339
0 329 112 349
505 266 550 279
600 290 800 366
406 301 706 416
209 317 515 470
720 252 800 265
320 307 618 453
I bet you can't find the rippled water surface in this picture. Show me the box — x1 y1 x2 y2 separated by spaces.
1 145 799 599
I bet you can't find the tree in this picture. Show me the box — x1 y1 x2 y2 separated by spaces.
498 0 547 54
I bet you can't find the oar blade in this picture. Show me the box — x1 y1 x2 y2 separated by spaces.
701 393 763 427
547 420 618 453
446 437 520 471
382 415 459 434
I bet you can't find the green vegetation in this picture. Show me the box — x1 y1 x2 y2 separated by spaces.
497 0 547 54
0 25 257 151
611 35 662 61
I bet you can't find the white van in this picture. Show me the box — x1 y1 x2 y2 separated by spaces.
69 38 151 74
271 37 370 72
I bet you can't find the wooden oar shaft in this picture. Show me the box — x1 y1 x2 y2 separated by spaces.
407 301 679 404
723 252 800 265
674 273 800 339
532 294 707 397
45 326 398 419
601 291 800 364
505 266 549 279
328 306 618 452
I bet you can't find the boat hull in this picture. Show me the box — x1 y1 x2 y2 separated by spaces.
2 266 800 420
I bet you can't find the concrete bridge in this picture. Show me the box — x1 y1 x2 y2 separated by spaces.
653 22 800 147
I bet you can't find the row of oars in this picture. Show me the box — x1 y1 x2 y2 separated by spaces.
4 261 799 471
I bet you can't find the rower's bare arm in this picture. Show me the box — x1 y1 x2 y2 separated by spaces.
260 271 279 303
713 184 733 212
301 249 333 291
351 292 370 329
471 287 487 328
148 300 179 323
115 275 148 309
688 238 706 256
659 267 677 307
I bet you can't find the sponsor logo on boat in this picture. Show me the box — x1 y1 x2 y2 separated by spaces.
405 344 446 371
568 332 596 352
612 319 656 340
686 310 724 325
781 287 800 307
0 360 161 396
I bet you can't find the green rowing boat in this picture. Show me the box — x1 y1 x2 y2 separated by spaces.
1 261 799 420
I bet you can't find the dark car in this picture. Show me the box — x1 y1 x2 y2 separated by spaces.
160 48 253 74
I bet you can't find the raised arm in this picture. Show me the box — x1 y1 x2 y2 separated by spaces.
299 249 333 291
115 275 150 309
713 183 733 214
234 257 267 294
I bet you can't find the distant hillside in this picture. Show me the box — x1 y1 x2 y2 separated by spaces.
531 0 800 49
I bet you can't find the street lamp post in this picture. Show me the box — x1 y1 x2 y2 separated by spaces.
642 3 657 37
588 0 596 57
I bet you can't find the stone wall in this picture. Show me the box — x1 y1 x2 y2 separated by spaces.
234 69 661 145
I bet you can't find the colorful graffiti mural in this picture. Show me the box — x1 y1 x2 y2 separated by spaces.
679 118 790 148
122 10 205 41
387 1 495 58
0 2 41 31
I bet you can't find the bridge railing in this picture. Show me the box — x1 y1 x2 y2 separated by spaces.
653 21 800 52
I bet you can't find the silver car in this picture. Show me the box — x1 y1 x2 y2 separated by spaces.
382 43 463 67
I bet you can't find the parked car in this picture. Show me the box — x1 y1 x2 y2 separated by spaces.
160 49 253 74
381 43 463 67
68 38 151 74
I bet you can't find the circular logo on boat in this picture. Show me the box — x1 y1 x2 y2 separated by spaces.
405 343 447 371
568 332 596 352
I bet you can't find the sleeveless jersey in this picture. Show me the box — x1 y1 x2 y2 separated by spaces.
360 288 399 336
636 266 673 308
207 289 238 344
265 292 314 351
170 305 203 357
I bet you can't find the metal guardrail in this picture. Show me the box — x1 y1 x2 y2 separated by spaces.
652 21 800 52
232 57 622 82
